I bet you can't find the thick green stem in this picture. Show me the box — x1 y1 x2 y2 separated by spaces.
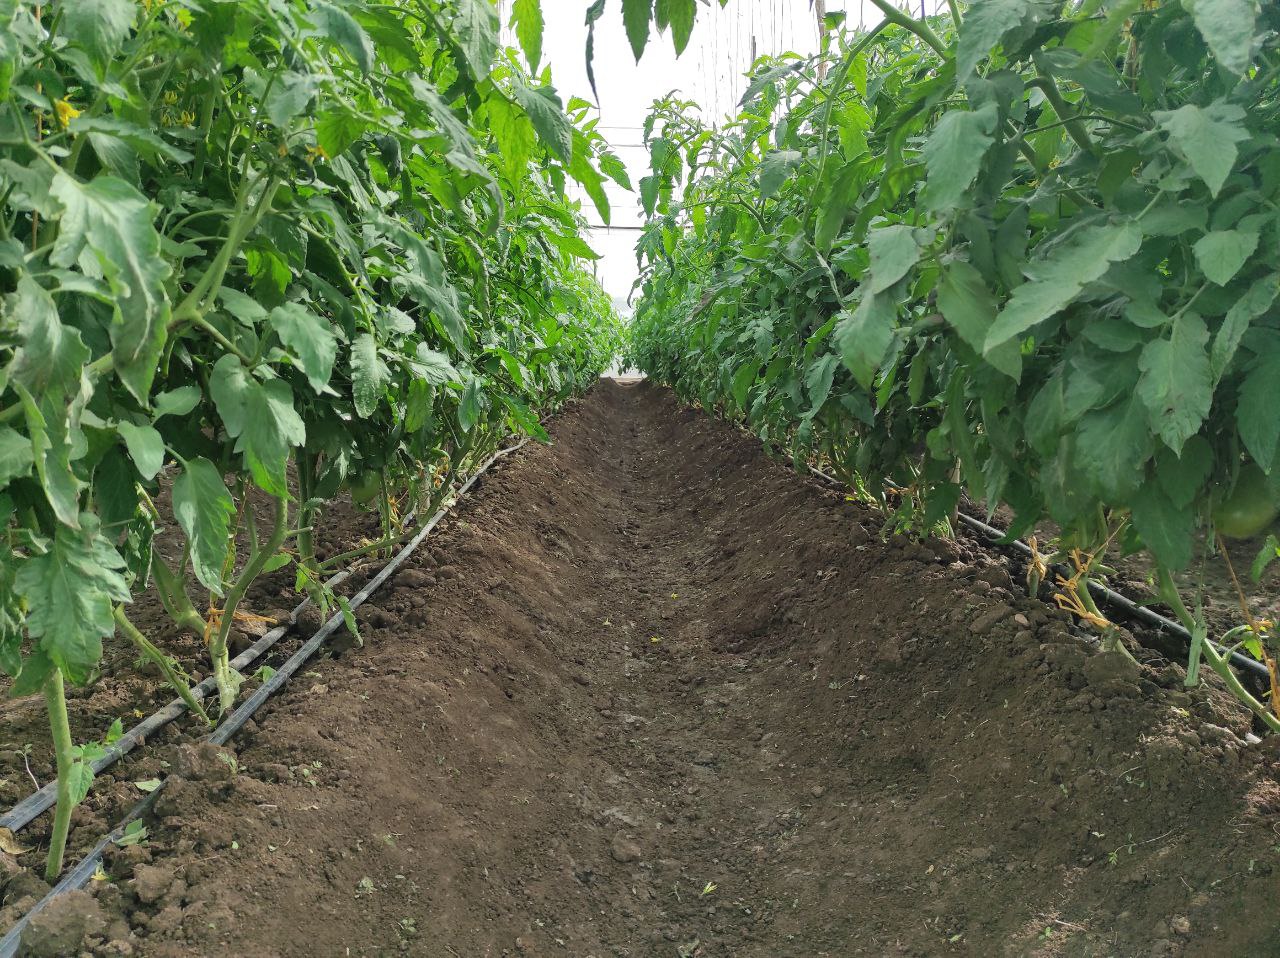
172 171 277 323
1077 577 1137 663
376 475 393 557
1028 73 1097 155
211 495 289 714
114 607 211 726
1156 568 1280 735
319 526 419 570
295 451 326 613
151 552 206 636
865 0 949 58
43 670 74 883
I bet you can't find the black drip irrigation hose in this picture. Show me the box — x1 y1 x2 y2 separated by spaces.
950 510 1269 680
1 489 456 833
807 466 1269 681
0 572 354 835
0 440 528 958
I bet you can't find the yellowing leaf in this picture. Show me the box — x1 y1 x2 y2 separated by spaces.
0 827 32 856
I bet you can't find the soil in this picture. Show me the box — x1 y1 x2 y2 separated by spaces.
8 380 1280 958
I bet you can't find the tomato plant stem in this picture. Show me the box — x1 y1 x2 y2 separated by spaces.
865 0 948 57
42 669 74 883
295 451 326 613
1157 569 1280 735
211 495 289 715
318 526 420 570
113 607 211 726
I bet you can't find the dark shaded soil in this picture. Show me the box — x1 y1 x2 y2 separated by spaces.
11 381 1280 957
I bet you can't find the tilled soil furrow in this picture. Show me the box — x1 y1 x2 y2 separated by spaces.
22 380 1280 958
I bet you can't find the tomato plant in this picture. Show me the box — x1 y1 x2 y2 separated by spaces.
629 0 1280 728
0 0 621 881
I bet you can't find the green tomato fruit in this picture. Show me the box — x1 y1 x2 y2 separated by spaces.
1213 464 1279 540
349 471 381 506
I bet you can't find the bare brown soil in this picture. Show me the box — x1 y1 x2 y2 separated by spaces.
8 380 1280 958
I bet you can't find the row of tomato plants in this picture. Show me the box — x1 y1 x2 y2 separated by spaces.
0 0 623 882
628 0 1280 725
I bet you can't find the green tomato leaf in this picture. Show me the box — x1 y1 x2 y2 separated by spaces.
623 0 652 61
152 385 202 420
814 161 860 253
4 275 90 399
510 80 572 163
938 260 1021 379
922 104 997 213
488 94 537 182
240 379 306 496
210 353 253 437
67 756 97 805
96 450 139 532
1136 312 1212 455
568 146 611 225
1074 392 1154 501
414 344 461 386
15 514 130 684
17 386 84 530
270 303 337 394
835 292 895 389
1132 484 1195 571
731 364 755 410
957 0 1052 80
172 456 234 596
265 72 321 128
61 0 134 70
350 332 388 419
453 0 499 79
759 150 801 200
1251 534 1280 582
0 426 34 488
1192 229 1259 286
218 286 268 327
984 222 1142 355
316 110 367 159
1156 436 1213 509
867 224 922 294
805 353 838 418
404 379 435 434
458 377 484 432
210 356 305 494
1154 101 1249 198
511 0 544 71
657 0 696 54
116 421 165 481
544 231 601 260
50 173 170 403
1237 339 1280 473
1212 274 1278 383
1181 0 1258 75
310 1 374 73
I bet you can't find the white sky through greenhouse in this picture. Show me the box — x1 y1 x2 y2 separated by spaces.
499 1 945 308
